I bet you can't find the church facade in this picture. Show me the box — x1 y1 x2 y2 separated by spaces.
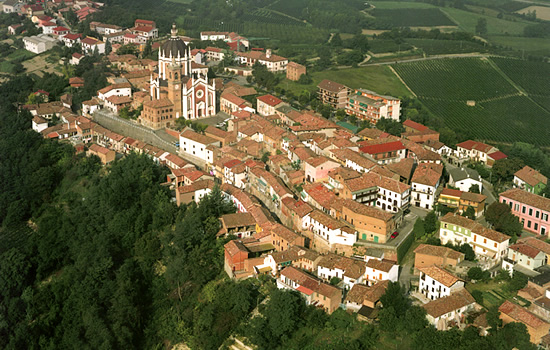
139 25 216 130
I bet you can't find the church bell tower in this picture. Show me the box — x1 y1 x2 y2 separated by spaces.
167 58 183 118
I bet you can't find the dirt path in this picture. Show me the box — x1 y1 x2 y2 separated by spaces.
388 66 417 97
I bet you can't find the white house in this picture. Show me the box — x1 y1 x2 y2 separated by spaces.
364 258 399 286
411 163 443 210
422 289 476 330
41 22 57 35
81 36 105 55
3 0 24 14
223 159 247 189
502 242 546 275
256 94 284 117
439 213 511 264
200 31 229 41
179 129 220 164
317 254 366 289
418 265 464 301
32 115 48 133
302 209 357 246
23 34 56 54
332 148 377 174
97 82 132 102
448 167 483 193
61 33 82 47
424 139 453 157
366 172 411 213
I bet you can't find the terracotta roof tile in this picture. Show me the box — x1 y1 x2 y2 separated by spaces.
414 244 464 260
499 300 549 328
441 213 511 243
514 166 547 187
423 289 475 318
418 265 461 287
500 188 550 213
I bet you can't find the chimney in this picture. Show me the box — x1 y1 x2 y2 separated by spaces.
266 49 271 58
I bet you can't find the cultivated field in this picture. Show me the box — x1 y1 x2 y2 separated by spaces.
491 57 550 96
372 8 456 27
407 38 489 55
488 35 550 57
441 7 530 35
393 57 550 146
516 5 550 20
368 1 438 9
421 96 550 146
392 57 517 100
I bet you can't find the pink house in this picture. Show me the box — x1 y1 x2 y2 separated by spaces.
304 156 340 183
500 188 550 236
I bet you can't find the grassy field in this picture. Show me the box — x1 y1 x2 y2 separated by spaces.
441 7 530 35
166 0 193 3
369 39 413 53
392 57 518 100
278 65 413 98
488 35 550 57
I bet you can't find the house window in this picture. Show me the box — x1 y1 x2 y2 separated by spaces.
536 211 540 219
528 221 532 228
529 208 533 216
522 206 526 214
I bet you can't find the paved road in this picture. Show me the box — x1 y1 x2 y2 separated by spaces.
93 109 179 153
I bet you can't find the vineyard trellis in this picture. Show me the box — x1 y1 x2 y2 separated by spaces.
392 58 518 101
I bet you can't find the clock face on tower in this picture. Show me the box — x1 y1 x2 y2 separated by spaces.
175 85 179 89
196 90 204 98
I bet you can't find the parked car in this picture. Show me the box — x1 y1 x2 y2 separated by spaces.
390 231 399 239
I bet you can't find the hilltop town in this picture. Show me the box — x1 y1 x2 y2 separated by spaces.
2 0 550 348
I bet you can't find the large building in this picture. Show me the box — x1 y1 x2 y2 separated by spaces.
23 34 56 54
500 188 550 236
346 89 400 123
317 79 349 110
139 24 216 129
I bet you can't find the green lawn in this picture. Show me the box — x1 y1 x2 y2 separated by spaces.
6 49 34 61
0 61 14 73
167 0 193 3
278 65 412 99
441 7 530 35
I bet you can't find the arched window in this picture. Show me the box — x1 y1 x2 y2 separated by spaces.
175 72 178 80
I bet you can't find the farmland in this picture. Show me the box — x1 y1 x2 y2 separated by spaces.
241 9 306 26
488 35 550 57
491 57 550 96
368 1 438 9
393 57 550 146
372 8 456 27
406 38 489 55
441 7 530 35
392 58 518 100
516 6 550 21
269 0 307 19
420 96 550 146
277 65 412 99
369 39 413 54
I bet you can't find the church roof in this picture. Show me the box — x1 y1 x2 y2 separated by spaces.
161 24 187 59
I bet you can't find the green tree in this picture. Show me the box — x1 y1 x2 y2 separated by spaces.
507 271 528 292
467 266 484 280
376 118 404 136
331 33 343 47
414 217 426 239
486 306 502 329
261 151 270 163
469 184 480 193
475 18 487 36
463 205 476 220
424 211 438 234
492 157 525 183
459 243 476 261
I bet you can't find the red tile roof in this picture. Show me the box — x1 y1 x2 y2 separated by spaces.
500 188 550 213
360 141 404 155
403 119 428 131
499 300 549 329
257 94 283 107
488 151 507 161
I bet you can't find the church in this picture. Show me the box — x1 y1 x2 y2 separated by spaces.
139 24 217 130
